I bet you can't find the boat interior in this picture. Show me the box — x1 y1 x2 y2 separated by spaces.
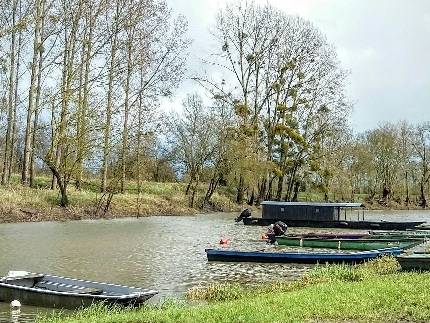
1 273 104 295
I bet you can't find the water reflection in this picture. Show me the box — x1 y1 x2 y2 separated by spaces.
0 305 54 323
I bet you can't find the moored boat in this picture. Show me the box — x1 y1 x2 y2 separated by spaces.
0 271 158 309
369 230 430 238
396 254 430 271
242 217 426 230
240 201 426 230
206 248 402 264
275 236 423 251
286 232 369 239
286 232 427 241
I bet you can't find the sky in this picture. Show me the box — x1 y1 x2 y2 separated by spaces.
164 0 430 132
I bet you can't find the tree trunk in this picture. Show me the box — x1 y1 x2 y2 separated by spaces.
285 164 298 201
247 189 254 206
23 0 43 185
276 175 284 201
52 0 81 190
257 177 266 204
292 181 300 202
120 26 133 194
8 3 23 182
74 27 86 190
75 5 94 190
47 161 69 207
29 108 40 187
185 173 194 195
190 176 200 208
136 66 145 216
405 171 410 206
101 1 120 192
236 175 244 204
2 0 18 185
30 1 45 187
266 176 274 200
420 182 427 208
202 176 219 208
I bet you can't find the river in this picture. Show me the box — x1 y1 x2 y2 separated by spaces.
0 210 429 322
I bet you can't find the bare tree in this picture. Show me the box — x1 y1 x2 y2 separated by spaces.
1 0 18 185
170 94 216 207
101 0 121 193
196 2 350 203
413 123 430 207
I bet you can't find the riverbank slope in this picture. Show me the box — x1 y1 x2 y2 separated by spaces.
38 257 430 323
0 177 238 223
0 175 426 223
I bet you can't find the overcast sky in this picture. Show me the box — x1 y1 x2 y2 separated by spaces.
164 0 430 132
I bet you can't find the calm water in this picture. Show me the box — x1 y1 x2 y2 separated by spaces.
0 210 429 322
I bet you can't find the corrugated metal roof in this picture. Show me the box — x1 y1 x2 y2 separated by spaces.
260 201 363 208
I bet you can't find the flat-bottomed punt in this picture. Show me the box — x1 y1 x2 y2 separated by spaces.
243 218 425 230
206 248 402 264
0 271 158 309
286 232 369 239
370 230 430 238
275 237 423 251
396 254 430 271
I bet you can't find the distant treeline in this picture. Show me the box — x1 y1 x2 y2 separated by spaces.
0 1 428 209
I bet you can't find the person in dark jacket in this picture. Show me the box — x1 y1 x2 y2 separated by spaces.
235 208 252 222
266 221 288 243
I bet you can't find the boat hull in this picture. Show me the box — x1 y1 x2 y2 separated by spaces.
206 248 402 264
290 232 369 239
397 255 430 271
370 231 430 238
0 285 153 309
275 237 422 250
242 218 425 230
0 273 157 309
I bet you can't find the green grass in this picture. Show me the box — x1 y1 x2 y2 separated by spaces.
185 256 401 302
38 257 430 323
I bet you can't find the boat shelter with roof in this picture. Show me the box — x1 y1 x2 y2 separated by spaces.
261 201 364 221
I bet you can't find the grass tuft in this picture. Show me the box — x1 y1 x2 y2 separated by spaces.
186 283 246 302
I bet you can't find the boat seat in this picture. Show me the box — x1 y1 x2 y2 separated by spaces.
3 273 44 280
73 287 104 295
35 281 103 295
1 274 45 287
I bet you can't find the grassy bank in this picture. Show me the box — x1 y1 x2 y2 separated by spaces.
0 175 238 223
38 257 430 323
0 174 426 223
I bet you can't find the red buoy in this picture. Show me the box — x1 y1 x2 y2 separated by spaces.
219 238 231 245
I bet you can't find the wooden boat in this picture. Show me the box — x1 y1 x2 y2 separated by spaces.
275 236 423 251
369 230 430 238
286 232 427 241
0 271 158 309
242 217 425 230
205 248 402 264
286 232 369 239
369 234 429 241
396 254 430 271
